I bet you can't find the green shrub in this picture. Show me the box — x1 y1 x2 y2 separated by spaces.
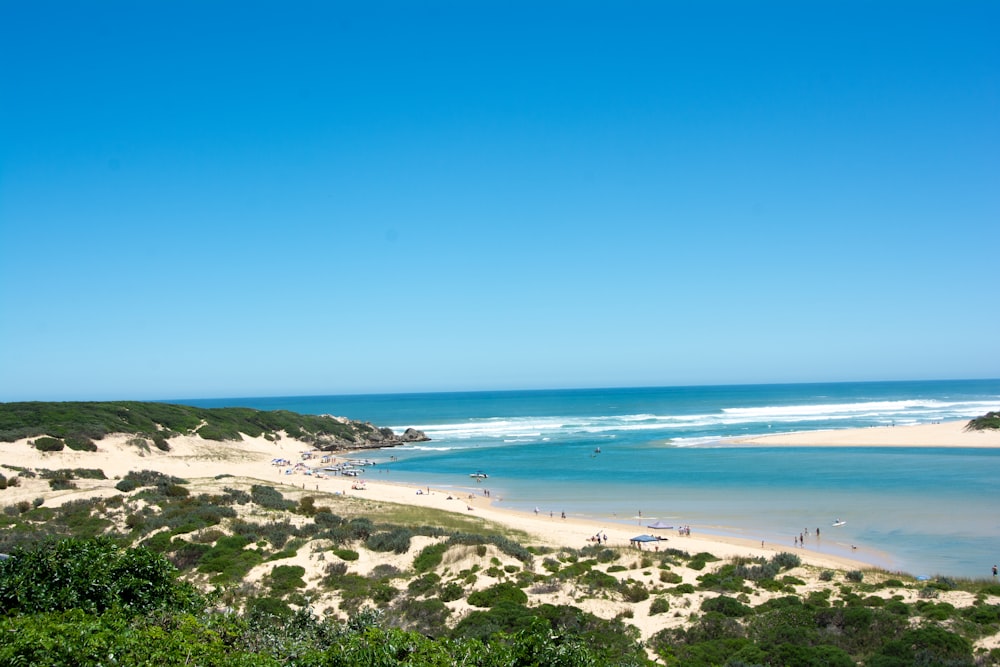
660 569 682 584
33 437 64 452
246 595 293 620
467 582 528 608
297 496 317 516
620 579 650 602
196 535 263 584
846 570 864 582
116 478 138 493
314 511 342 527
0 536 203 616
220 487 251 505
266 564 306 596
64 435 97 451
772 552 801 569
702 595 752 617
366 527 412 554
414 542 448 572
650 597 671 615
48 477 76 491
407 572 441 596
250 485 295 511
391 596 451 636
439 582 464 602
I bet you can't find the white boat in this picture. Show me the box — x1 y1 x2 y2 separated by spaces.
832 520 847 527
469 471 488 479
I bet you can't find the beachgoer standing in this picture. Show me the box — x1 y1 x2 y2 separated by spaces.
993 564 998 578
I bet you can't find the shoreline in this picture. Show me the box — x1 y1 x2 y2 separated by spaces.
344 473 882 574
0 431 881 575
723 419 1000 448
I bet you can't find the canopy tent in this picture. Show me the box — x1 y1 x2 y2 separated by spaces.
646 520 674 530
629 534 659 544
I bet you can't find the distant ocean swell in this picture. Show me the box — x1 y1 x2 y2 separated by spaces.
393 398 999 447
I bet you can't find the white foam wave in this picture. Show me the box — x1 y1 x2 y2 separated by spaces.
389 399 998 445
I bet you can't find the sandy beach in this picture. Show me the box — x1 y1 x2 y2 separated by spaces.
729 419 1000 447
1 428 886 575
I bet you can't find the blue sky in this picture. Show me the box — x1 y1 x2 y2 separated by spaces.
2 1 998 401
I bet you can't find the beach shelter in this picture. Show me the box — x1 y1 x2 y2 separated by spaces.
646 520 674 530
629 534 659 545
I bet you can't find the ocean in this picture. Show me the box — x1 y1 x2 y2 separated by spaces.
180 379 1000 580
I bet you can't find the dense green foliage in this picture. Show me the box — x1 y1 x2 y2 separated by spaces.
0 537 203 616
967 411 1000 431
0 400 371 444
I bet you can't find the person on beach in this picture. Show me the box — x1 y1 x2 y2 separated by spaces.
993 564 997 578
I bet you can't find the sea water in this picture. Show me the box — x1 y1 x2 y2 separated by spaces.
180 379 1000 579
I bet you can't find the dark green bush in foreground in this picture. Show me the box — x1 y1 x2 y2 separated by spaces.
0 537 203 617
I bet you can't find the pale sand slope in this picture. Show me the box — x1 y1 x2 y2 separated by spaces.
729 419 1000 447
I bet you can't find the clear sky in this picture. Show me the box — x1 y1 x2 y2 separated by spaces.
2 1 998 402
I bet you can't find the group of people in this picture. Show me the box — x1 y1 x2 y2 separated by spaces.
794 527 821 547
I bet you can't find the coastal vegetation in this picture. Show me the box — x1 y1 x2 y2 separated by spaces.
0 400 427 450
2 467 1000 665
2 402 999 664
967 411 1000 431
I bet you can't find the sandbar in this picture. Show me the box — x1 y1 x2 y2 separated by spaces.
727 419 1000 448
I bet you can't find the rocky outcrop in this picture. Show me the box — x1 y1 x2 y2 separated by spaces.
312 415 430 451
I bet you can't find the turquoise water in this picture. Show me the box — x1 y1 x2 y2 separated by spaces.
180 379 1000 579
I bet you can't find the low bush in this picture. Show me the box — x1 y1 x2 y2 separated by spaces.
439 582 464 602
33 437 64 452
407 572 441 596
250 485 296 511
64 435 97 451
266 564 306 596
467 582 528 608
650 597 671 615
702 594 752 618
620 579 650 602
366 527 413 554
772 552 801 569
413 542 448 572
390 596 451 636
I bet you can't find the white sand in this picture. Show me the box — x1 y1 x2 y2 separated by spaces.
729 419 1000 447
